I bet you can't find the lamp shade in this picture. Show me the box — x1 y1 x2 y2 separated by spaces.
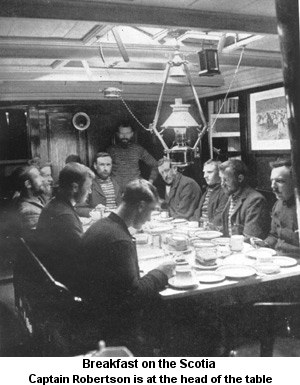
161 98 200 129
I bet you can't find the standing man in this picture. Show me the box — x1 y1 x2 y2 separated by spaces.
219 159 270 239
79 179 175 353
15 165 45 232
158 157 201 220
37 162 94 287
107 123 158 192
254 159 300 256
191 159 228 227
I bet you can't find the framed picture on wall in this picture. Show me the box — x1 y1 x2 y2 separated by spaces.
250 87 290 151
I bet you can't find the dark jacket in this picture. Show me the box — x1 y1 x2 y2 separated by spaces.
36 194 83 288
191 184 228 227
17 195 45 231
222 186 270 239
78 212 168 312
89 176 122 208
75 176 121 217
265 197 300 256
166 173 201 220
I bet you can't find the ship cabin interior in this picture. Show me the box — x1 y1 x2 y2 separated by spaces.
0 0 300 357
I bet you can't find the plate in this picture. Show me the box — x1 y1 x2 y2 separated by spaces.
168 276 198 290
212 237 230 246
172 218 188 225
253 263 281 274
194 230 223 240
216 264 257 279
220 254 255 266
147 225 173 234
197 272 226 284
273 256 298 268
157 217 173 222
246 248 276 259
174 257 189 265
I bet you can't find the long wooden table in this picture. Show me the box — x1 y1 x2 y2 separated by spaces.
137 243 300 306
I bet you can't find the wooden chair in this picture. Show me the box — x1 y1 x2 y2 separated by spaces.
13 238 104 356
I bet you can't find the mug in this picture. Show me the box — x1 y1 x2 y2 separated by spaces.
230 235 244 252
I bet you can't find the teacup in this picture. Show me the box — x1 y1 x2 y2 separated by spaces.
168 234 189 251
230 235 244 252
175 266 193 282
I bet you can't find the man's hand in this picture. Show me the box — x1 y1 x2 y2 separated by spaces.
156 260 176 279
95 204 106 210
250 237 270 248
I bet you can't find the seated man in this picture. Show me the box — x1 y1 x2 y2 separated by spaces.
15 165 45 233
191 159 228 227
28 158 54 203
76 152 122 217
255 159 299 256
36 162 94 287
219 159 270 239
158 157 201 220
78 179 175 352
40 162 54 203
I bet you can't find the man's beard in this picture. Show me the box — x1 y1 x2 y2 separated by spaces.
118 137 131 148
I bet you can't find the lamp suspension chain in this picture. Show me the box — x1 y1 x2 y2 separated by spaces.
209 47 245 133
120 95 152 131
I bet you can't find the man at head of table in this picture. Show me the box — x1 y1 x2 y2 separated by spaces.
157 157 201 220
107 122 158 193
78 179 175 352
219 158 270 239
252 158 300 256
190 159 228 228
36 162 94 287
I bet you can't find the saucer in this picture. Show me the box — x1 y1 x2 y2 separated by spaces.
197 272 226 284
272 256 298 268
194 230 223 240
253 262 280 275
168 276 198 290
216 264 257 279
246 248 276 259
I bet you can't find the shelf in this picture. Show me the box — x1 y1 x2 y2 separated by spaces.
211 113 239 119
212 132 240 138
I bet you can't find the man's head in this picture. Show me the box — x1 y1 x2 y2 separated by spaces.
219 159 248 195
65 154 82 164
40 163 53 196
17 166 45 197
203 159 221 186
116 123 134 148
122 179 159 230
158 158 177 185
58 162 95 204
270 159 294 201
93 152 112 180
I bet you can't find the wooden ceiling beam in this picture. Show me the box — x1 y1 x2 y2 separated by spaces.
0 67 225 87
0 0 277 35
0 41 282 68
